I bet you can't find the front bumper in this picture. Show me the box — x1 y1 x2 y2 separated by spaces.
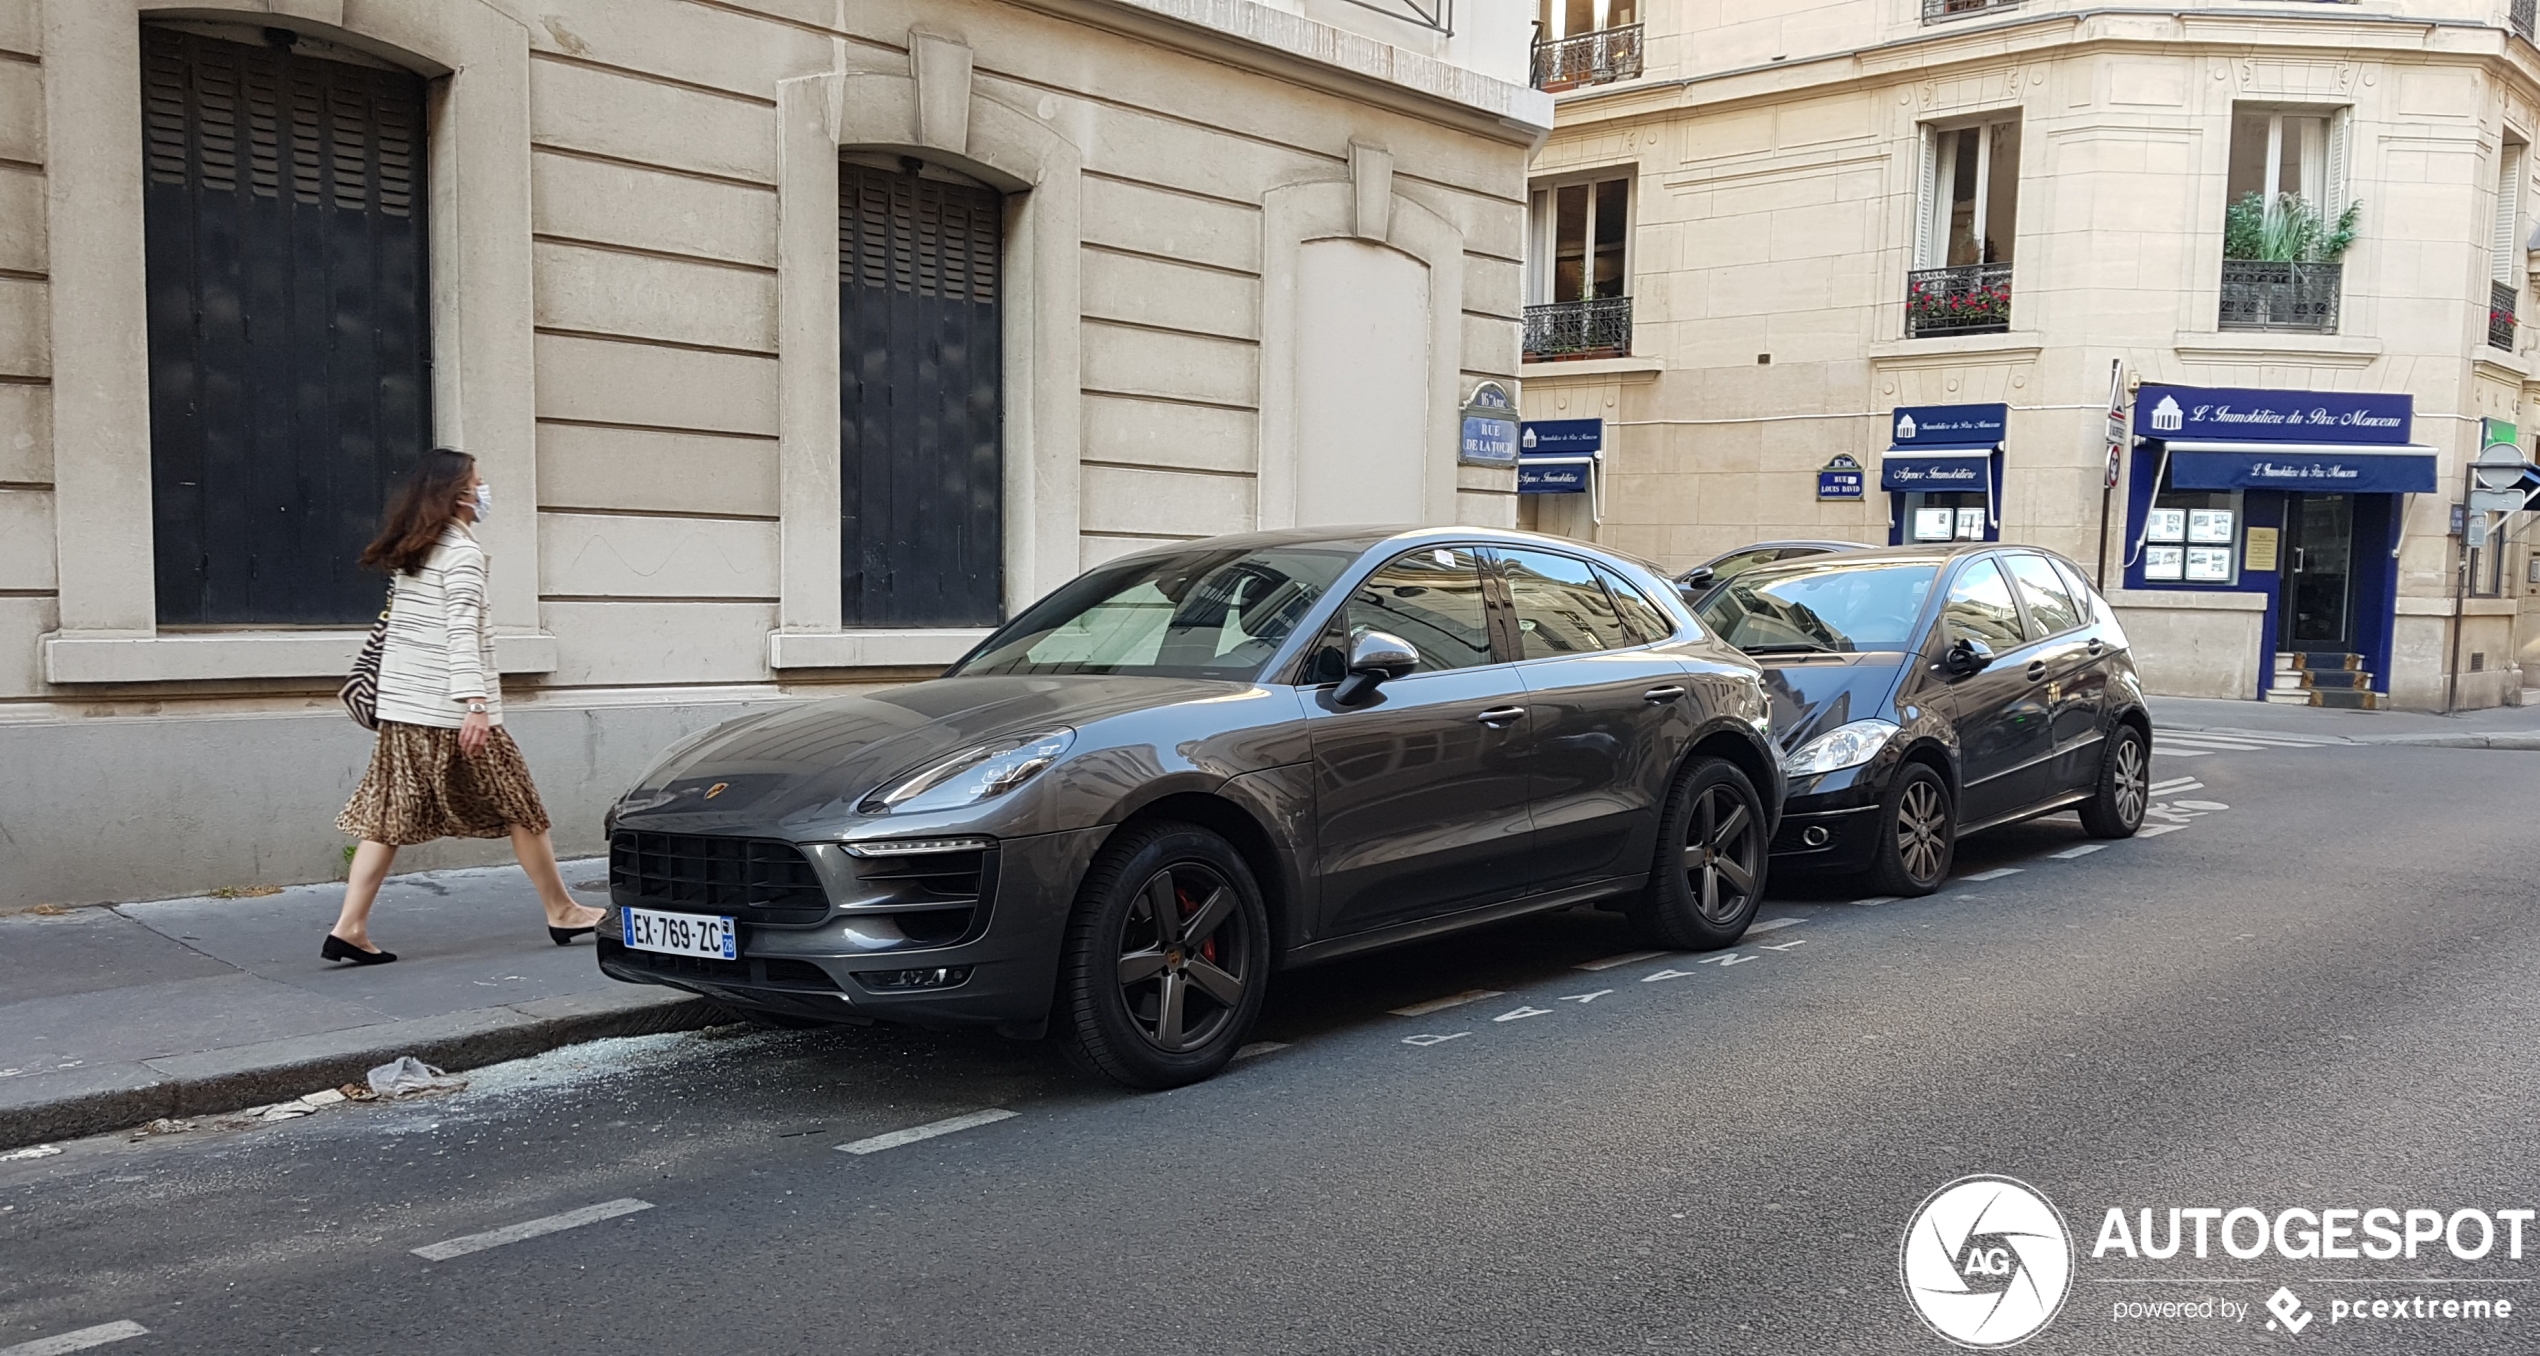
1767 761 1889 874
596 824 1110 1032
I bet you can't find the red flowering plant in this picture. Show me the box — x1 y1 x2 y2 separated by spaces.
1907 276 2011 330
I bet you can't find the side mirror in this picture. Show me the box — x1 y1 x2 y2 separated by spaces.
1674 566 1717 609
1332 630 1418 707
1937 636 1995 680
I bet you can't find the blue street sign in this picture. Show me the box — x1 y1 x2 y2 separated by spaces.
1460 414 1518 467
2135 385 2414 445
1817 454 1865 501
1520 419 1603 455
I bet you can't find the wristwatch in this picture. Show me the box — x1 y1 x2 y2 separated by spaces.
465 701 490 715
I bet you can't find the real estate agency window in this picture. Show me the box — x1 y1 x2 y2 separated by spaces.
2141 462 2243 587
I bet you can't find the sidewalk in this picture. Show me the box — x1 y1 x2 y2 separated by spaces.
2148 694 2540 749
0 860 723 1151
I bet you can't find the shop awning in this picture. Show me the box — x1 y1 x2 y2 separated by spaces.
1879 443 1996 492
1518 454 1595 494
2162 440 2439 494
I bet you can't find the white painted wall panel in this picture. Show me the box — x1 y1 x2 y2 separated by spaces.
538 423 778 519
532 151 776 268
533 240 777 354
541 600 779 686
533 334 779 436
539 512 779 599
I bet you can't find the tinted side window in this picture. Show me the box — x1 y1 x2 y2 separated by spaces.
1322 546 1495 675
1597 565 1676 643
1500 548 1639 658
2003 553 2085 637
2051 558 2105 624
1940 558 2028 651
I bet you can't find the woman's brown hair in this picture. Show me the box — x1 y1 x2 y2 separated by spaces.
359 448 476 576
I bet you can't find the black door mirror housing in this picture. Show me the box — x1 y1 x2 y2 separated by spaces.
1936 635 1995 681
1333 630 1419 706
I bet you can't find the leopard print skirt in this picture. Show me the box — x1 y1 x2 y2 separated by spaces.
338 721 553 846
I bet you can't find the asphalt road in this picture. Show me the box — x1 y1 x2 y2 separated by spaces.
3 738 2536 1355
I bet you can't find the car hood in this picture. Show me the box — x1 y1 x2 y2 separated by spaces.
614 674 1252 829
1752 652 1909 752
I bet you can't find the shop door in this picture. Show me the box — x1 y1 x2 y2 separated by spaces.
2278 494 2356 651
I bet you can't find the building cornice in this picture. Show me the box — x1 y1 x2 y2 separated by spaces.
1010 0 1553 144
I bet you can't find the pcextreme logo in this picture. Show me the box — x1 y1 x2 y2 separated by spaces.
1900 1175 2075 1349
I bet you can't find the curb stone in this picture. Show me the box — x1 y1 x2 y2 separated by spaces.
2160 725 2540 751
0 988 733 1152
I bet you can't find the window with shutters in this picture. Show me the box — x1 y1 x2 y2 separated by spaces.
837 155 1005 628
2491 140 2523 351
141 25 432 626
1524 174 1631 359
1908 117 2018 338
2219 107 2353 334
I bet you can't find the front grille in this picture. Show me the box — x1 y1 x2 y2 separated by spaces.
606 944 841 992
609 831 831 925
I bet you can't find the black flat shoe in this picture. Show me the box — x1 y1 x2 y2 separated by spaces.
321 934 397 965
548 924 597 946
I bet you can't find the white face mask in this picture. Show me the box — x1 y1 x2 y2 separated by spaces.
470 482 493 522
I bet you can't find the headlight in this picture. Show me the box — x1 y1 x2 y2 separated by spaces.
863 730 1074 815
1781 719 1900 777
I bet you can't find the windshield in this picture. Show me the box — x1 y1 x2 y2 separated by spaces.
1693 560 1938 654
956 545 1358 680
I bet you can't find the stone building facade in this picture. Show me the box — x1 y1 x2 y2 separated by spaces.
0 0 1549 907
1518 0 2540 711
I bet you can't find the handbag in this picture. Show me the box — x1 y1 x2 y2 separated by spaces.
340 587 393 731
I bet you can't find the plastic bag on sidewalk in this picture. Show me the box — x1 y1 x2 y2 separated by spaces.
366 1056 467 1099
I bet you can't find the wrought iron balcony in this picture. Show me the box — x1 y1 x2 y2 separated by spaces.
2218 260 2341 333
2515 0 2536 43
1525 296 1632 361
1923 0 2024 22
2492 281 2519 351
1531 24 1643 91
1905 263 2012 339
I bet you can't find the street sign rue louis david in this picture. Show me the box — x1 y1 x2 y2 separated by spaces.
1458 381 1519 468
1817 454 1865 501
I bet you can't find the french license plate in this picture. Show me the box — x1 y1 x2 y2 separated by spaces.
619 906 736 960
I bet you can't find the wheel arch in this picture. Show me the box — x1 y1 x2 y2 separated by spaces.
1686 721 1780 833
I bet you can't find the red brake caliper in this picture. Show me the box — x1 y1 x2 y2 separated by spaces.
1180 884 1217 964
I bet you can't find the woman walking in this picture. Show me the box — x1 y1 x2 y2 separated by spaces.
325 449 605 964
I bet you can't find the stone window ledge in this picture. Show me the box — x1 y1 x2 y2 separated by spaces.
43 631 559 684
766 630 992 670
2106 589 2269 613
1867 330 2044 361
1520 354 1665 382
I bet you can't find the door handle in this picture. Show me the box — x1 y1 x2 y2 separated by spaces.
2026 660 2048 682
1643 685 1687 703
2087 638 2104 656
1476 706 1528 727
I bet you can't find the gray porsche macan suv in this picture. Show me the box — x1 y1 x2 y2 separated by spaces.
598 526 1783 1088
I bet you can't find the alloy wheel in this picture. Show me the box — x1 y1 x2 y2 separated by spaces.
1113 863 1251 1053
1896 780 1949 886
1681 783 1761 924
2112 735 2148 827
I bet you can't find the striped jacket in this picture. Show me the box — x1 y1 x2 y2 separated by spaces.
373 523 502 730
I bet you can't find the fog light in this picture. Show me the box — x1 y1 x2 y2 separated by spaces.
1801 825 1831 847
857 966 973 992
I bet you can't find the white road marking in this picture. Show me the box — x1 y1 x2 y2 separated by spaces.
2151 746 2212 757
1575 949 1664 972
1389 988 1504 1017
1560 990 1613 1004
1962 867 2024 882
1401 1032 1469 1047
0 1145 62 1162
2149 775 2199 790
1492 1006 1553 1023
1852 896 1898 908
2171 799 2230 811
2156 736 2270 752
1697 952 1756 966
1640 967 1699 983
0 1323 150 1356
836 1109 1017 1157
2163 727 2346 746
2137 822 2190 838
1758 939 1808 952
1233 1041 1288 1060
2051 844 2106 860
1746 917 1805 935
412 1198 654 1261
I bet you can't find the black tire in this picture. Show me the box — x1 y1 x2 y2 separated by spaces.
1868 762 1955 898
2079 723 2150 839
1055 822 1270 1090
1628 758 1769 950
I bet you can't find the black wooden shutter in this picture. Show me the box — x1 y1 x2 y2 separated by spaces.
143 26 430 626
838 159 1004 628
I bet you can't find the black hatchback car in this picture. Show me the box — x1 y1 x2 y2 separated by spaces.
598 527 1783 1088
1691 544 2150 896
